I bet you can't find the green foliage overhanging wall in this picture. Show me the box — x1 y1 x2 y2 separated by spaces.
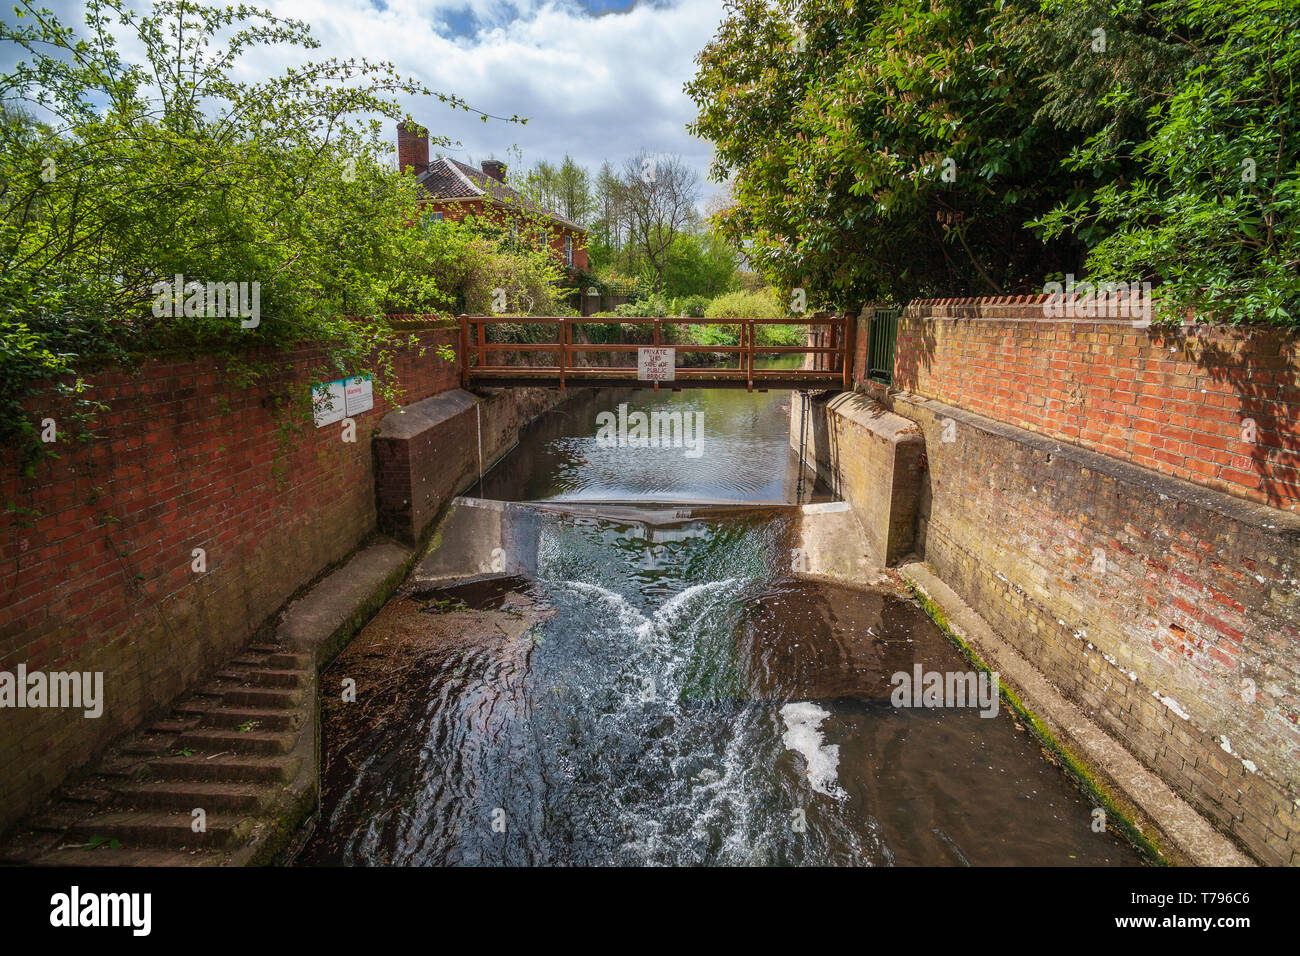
0 0 533 472
688 0 1300 326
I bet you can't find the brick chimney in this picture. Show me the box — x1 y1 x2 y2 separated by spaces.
397 121 428 175
481 159 507 183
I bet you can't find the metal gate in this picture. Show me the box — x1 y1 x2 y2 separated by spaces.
866 307 900 384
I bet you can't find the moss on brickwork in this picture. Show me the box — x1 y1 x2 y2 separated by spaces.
906 580 1168 866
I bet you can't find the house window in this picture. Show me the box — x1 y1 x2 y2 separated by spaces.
538 231 548 253
565 236 574 268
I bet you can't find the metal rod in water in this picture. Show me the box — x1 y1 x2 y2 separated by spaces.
476 401 484 496
796 390 809 504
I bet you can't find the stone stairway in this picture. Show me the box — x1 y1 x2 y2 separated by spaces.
0 643 317 867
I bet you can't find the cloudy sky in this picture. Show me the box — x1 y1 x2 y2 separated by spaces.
5 0 730 200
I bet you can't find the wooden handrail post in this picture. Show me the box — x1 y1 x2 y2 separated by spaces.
828 318 837 376
746 320 754 392
842 310 857 390
558 316 566 391
458 313 470 389
653 318 660 392
476 318 486 375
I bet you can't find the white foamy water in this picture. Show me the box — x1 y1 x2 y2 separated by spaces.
780 701 846 799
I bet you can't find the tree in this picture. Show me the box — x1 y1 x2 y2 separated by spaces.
686 0 1091 306
662 230 737 298
0 0 521 469
620 151 700 287
592 160 626 250
524 159 559 212
554 155 594 226
689 0 1300 326
1028 0 1300 326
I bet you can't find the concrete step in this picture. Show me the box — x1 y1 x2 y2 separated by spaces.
237 649 311 670
175 728 298 756
64 811 254 850
230 653 274 668
62 783 118 805
149 716 203 734
119 732 178 756
114 781 277 814
98 755 152 781
216 667 310 689
28 846 223 866
147 755 301 785
247 643 288 655
212 683 303 709
30 802 92 833
172 700 302 731
0 828 62 864
269 652 312 670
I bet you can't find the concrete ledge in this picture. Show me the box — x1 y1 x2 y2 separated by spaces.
794 501 889 587
792 390 924 565
373 390 482 545
415 497 889 593
415 498 540 587
277 539 415 670
902 560 1253 867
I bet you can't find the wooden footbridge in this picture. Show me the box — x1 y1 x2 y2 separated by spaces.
458 315 855 391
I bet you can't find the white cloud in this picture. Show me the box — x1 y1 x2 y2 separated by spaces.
3 0 729 201
256 0 726 193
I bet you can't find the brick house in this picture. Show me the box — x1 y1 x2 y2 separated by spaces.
397 121 588 273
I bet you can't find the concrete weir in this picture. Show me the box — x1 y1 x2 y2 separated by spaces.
793 386 1297 866
414 496 886 591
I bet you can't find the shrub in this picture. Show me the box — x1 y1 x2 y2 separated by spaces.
703 287 784 320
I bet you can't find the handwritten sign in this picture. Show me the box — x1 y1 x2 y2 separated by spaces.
637 347 675 382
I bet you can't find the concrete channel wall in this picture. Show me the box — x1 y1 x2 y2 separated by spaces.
800 301 1300 865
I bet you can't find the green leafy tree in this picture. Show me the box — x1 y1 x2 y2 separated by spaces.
661 230 738 298
620 151 701 288
554 155 594 226
1029 0 1300 325
0 0 521 470
687 0 1086 307
689 0 1300 326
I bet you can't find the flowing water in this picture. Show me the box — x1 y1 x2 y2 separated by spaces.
299 371 1142 866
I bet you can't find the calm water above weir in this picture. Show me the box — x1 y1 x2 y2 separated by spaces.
477 362 831 504
299 377 1141 866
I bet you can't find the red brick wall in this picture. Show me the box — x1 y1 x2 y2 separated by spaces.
875 297 1300 511
849 295 1300 862
892 391 1300 864
0 321 458 833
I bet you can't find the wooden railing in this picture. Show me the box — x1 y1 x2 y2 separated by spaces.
458 315 854 391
